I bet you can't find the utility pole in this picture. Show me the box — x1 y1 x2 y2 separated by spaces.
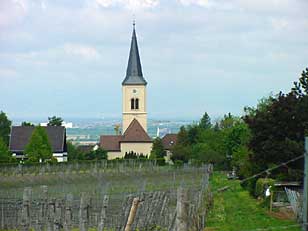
303 137 308 231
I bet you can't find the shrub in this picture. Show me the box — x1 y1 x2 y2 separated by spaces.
255 178 275 198
155 158 166 166
174 160 184 167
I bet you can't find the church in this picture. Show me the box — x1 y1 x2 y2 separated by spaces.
100 24 153 159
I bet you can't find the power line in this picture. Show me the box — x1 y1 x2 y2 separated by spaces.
240 154 305 184
214 154 305 194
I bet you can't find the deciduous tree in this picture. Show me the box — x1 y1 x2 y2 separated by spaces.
0 138 11 163
67 142 83 161
150 137 165 159
25 126 53 162
85 148 107 160
244 90 308 180
47 116 63 126
0 111 11 146
21 121 34 126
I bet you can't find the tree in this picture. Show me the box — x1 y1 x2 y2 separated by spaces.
191 143 222 164
199 112 211 130
177 126 189 145
150 137 165 159
171 144 191 163
0 111 12 146
292 67 308 96
67 142 83 161
0 138 11 163
187 125 200 145
244 95 274 117
85 148 107 160
47 116 63 126
223 118 250 157
25 126 53 162
223 120 251 171
21 121 34 126
219 113 237 130
244 91 307 181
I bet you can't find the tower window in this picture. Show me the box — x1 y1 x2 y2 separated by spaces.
135 98 139 110
131 98 135 110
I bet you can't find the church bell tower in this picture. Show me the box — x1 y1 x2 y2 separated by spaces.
122 23 148 133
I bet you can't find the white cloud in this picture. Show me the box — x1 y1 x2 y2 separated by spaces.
12 0 28 11
178 0 209 7
96 0 113 7
95 0 159 10
0 0 28 28
0 68 18 77
63 43 100 59
270 18 289 30
41 0 46 10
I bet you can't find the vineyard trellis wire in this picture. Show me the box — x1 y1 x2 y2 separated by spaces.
0 162 213 231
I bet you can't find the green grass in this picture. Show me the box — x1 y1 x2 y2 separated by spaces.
206 172 301 231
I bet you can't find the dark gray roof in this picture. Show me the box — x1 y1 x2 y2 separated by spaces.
9 126 67 153
122 26 147 86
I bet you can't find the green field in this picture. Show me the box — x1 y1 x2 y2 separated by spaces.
207 172 301 231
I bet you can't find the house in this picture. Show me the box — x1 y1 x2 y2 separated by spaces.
9 126 68 162
161 134 177 162
162 134 177 151
100 23 153 159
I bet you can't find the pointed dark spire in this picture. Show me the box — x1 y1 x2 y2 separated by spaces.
122 23 147 86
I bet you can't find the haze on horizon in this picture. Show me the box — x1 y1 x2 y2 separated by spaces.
1 0 308 120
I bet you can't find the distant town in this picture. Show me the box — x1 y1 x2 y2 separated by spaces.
11 117 192 143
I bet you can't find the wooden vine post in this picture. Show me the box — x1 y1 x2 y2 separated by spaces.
20 187 31 231
303 137 308 231
98 195 109 231
176 187 189 231
124 197 141 231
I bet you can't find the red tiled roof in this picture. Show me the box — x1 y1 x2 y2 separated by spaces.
122 119 151 142
161 134 177 150
100 119 152 151
100 135 122 151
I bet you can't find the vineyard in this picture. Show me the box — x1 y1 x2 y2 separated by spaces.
0 161 213 230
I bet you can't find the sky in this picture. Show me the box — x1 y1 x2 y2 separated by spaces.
0 0 308 121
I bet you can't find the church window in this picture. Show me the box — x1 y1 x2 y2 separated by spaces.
135 98 139 110
131 98 135 110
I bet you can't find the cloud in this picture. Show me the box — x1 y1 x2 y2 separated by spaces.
12 0 28 11
0 0 28 28
63 43 100 59
95 0 159 10
95 0 114 8
41 0 46 10
270 18 289 30
0 68 18 77
178 0 209 7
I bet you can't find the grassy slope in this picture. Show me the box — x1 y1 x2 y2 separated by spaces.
206 172 301 231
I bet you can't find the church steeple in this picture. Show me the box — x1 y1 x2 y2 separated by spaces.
122 23 147 86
